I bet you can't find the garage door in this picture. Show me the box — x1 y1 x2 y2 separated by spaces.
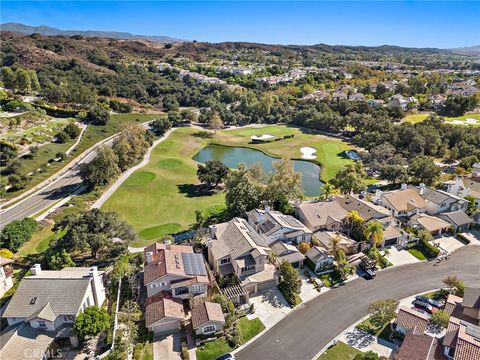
153 319 180 334
384 237 398 246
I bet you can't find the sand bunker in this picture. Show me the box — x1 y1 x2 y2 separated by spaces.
301 146 317 159
250 134 274 140
446 118 479 126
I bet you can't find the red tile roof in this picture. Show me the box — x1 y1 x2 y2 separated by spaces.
145 292 184 327
394 331 442 360
191 301 225 329
395 306 430 334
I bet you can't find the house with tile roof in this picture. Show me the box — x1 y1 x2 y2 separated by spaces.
393 306 431 336
143 243 209 299
191 300 225 335
208 218 278 294
437 211 473 232
392 330 444 360
270 240 305 268
408 213 452 236
145 291 185 334
442 287 480 359
247 207 312 245
374 185 428 218
417 184 468 216
1 265 105 359
304 246 334 274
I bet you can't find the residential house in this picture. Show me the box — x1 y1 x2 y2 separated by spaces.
392 330 444 360
208 218 278 294
294 199 349 232
408 213 452 236
442 288 480 359
388 94 409 110
300 90 330 101
417 184 468 215
1 265 105 358
367 99 385 107
3 265 105 330
247 207 312 245
191 301 225 335
445 173 480 210
144 243 209 299
312 231 359 256
437 211 473 232
305 246 334 274
0 256 14 298
269 240 305 268
348 92 366 102
336 195 392 223
374 185 428 218
145 292 185 334
393 306 431 336
332 91 348 100
428 94 446 110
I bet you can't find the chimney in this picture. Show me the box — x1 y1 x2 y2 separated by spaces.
265 205 270 213
294 200 301 208
210 225 217 239
89 267 105 307
419 183 426 195
401 183 407 190
30 264 42 276
145 251 154 264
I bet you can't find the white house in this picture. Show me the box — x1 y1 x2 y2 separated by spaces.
247 207 312 245
0 256 14 298
191 301 225 335
305 246 334 274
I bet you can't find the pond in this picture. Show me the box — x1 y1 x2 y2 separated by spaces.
193 144 323 197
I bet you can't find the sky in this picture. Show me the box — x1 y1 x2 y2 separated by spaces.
1 1 479 48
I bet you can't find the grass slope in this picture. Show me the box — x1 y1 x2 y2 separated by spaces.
103 125 353 245
317 341 362 360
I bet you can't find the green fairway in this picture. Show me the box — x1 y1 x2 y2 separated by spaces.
403 113 430 124
102 125 354 244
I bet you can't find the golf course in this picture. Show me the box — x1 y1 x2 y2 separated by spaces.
102 125 355 246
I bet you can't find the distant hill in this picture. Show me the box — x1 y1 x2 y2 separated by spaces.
0 22 183 43
450 45 480 55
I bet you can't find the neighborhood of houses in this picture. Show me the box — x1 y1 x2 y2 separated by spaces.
1 163 480 360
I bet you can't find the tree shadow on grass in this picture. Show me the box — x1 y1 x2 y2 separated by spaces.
177 183 214 198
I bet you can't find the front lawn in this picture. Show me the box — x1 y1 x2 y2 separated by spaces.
318 270 342 287
317 341 362 360
196 338 232 360
407 247 428 260
238 317 265 343
196 317 265 360
356 316 393 342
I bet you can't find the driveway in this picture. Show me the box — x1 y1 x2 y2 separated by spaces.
236 245 480 360
460 229 480 245
299 270 324 302
385 245 421 266
153 332 182 360
247 287 291 328
436 235 465 253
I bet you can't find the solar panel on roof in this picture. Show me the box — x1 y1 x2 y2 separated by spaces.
182 253 207 276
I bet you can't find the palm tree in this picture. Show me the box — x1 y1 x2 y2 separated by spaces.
267 251 278 265
330 233 342 257
346 210 363 236
364 220 384 249
320 182 338 201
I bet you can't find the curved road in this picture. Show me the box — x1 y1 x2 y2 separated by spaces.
0 123 152 228
236 245 480 360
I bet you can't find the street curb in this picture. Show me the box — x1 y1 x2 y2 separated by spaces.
309 287 440 360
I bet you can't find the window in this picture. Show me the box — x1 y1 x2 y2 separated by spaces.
203 325 216 334
38 320 47 328
220 258 231 265
63 315 75 322
241 265 255 273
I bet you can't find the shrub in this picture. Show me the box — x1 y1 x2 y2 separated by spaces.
430 310 449 328
0 217 37 251
55 131 70 143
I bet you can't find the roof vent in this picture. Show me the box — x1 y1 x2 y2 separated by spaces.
30 297 37 305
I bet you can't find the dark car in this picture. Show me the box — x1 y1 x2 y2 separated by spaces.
413 300 436 314
216 354 235 360
415 295 443 309
360 257 376 279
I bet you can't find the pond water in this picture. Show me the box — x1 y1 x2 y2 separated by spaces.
193 144 322 197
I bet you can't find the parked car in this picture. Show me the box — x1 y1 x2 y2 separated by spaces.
217 353 235 360
360 257 376 279
413 300 437 314
415 295 443 309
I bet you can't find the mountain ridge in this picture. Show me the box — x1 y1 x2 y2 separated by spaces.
0 22 183 43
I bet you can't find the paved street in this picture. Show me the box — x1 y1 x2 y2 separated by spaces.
236 245 480 360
